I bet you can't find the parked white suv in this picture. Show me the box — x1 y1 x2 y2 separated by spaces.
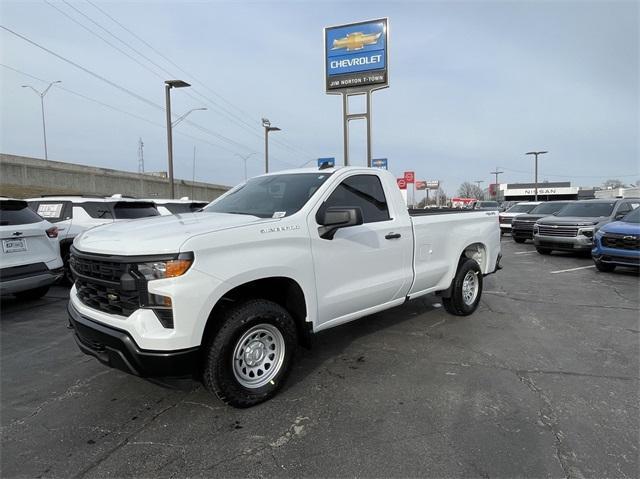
145 198 208 216
498 201 541 235
68 167 501 407
0 198 63 300
26 195 160 283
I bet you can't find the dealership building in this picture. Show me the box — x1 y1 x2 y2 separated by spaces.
496 182 597 201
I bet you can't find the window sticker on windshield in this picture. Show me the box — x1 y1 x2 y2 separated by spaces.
631 203 639 209
37 203 63 218
272 211 286 218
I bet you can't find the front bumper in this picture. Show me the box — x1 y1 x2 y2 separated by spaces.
68 301 200 378
592 243 640 267
0 263 63 294
534 234 593 251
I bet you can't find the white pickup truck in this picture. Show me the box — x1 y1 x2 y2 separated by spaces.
68 167 501 407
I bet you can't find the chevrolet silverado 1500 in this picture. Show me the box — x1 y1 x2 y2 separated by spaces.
68 167 501 407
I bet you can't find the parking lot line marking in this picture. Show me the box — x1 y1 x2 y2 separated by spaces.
550 265 596 274
514 251 537 255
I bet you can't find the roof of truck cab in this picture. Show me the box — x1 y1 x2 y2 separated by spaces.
25 196 150 203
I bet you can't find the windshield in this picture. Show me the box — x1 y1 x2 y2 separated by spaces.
622 208 640 223
557 201 615 218
204 173 332 218
477 201 498 208
113 202 160 219
507 203 537 213
530 202 571 215
0 200 43 226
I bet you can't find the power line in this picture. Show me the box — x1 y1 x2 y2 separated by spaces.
83 0 319 160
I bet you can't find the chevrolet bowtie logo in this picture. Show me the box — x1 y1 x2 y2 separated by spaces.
332 32 382 51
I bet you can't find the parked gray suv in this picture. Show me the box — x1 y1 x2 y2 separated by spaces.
533 198 640 255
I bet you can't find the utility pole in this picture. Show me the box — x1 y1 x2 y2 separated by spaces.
138 137 145 173
525 151 548 201
474 180 484 200
490 167 504 199
262 118 281 173
21 80 61 160
192 145 196 199
237 152 257 180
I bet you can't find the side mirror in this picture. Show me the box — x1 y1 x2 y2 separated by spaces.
317 207 363 240
615 214 625 220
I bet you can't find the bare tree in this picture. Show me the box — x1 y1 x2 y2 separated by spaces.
457 182 484 200
602 179 624 189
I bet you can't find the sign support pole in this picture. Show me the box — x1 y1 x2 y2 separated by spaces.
342 90 373 167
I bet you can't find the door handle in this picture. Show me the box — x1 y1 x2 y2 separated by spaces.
385 233 401 240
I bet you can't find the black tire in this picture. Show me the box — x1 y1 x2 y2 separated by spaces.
594 259 615 272
202 299 297 408
536 247 552 255
14 286 50 301
513 237 526 244
442 258 483 316
60 246 74 285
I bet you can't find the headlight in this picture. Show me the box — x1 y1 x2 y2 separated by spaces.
533 224 539 234
578 228 594 238
136 254 193 281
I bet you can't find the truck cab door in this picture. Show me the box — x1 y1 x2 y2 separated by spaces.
307 173 413 329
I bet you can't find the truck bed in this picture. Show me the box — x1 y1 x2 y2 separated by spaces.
408 208 478 216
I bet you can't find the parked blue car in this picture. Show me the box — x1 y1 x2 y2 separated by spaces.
592 207 640 272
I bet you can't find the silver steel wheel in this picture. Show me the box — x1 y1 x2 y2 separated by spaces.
232 323 285 389
462 270 479 306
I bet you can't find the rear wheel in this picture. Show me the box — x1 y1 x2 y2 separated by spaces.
536 247 552 255
442 258 483 316
60 245 74 285
202 299 297 408
594 259 615 272
513 237 526 244
14 286 50 301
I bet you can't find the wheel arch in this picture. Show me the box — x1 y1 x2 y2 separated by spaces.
460 242 488 272
201 276 311 351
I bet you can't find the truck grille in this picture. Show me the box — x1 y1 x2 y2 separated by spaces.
70 253 142 317
512 221 535 232
538 225 578 237
499 216 512 224
602 233 640 250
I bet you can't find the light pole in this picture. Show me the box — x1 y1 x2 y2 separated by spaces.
22 80 61 160
490 168 504 200
474 180 484 199
165 79 191 199
237 152 257 180
262 118 281 173
525 151 548 201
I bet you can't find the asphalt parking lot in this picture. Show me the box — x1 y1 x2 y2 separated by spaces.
1 237 639 478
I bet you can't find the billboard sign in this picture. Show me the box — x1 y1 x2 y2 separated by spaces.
404 171 415 183
415 181 426 190
425 180 440 189
325 18 388 92
317 157 335 168
371 158 388 170
397 178 407 190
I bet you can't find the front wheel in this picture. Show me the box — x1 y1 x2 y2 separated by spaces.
513 237 526 244
594 259 615 272
536 247 552 255
442 258 483 316
202 299 297 408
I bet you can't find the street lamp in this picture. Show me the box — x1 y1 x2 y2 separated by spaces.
262 118 281 173
22 80 61 160
165 79 191 199
237 152 257 180
525 151 548 201
172 107 207 128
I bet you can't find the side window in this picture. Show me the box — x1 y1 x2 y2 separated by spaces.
81 202 115 219
321 175 390 224
34 201 71 223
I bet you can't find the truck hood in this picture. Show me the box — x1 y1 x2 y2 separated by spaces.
537 216 604 227
74 212 264 255
599 220 640 235
512 214 545 222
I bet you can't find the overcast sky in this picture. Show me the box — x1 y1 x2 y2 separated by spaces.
1 0 638 194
